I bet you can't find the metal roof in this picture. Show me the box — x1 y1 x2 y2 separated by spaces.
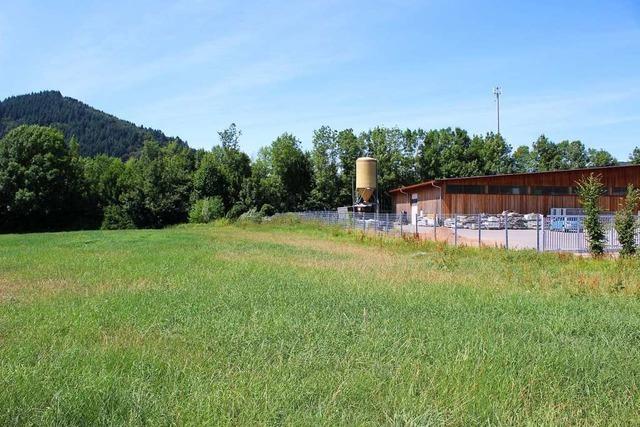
389 163 640 193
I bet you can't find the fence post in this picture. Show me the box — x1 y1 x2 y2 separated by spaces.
433 214 437 241
542 215 546 252
610 216 614 251
478 214 482 247
386 213 390 236
504 212 509 250
415 214 418 236
536 214 540 252
454 214 458 246
400 214 403 237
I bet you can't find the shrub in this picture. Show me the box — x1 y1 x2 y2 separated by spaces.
189 197 225 224
614 184 640 256
576 174 606 256
101 205 135 230
259 204 276 217
225 204 246 220
237 208 264 224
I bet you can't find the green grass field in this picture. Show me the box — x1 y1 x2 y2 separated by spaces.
2 221 640 425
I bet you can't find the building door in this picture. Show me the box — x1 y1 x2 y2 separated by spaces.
411 193 418 224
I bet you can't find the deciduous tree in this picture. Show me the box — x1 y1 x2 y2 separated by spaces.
587 148 617 167
576 174 606 256
119 141 194 228
0 125 83 231
307 126 339 210
335 128 364 206
614 185 640 256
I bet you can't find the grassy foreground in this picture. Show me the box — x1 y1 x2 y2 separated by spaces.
1 221 640 425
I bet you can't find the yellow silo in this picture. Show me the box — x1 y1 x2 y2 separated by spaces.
355 157 377 203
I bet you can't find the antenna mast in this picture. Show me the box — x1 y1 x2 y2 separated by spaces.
493 86 501 134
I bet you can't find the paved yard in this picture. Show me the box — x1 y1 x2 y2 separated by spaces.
409 225 589 252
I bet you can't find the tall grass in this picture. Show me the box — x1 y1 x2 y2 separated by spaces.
1 223 639 425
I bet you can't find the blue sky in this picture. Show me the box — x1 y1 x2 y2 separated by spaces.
1 0 639 158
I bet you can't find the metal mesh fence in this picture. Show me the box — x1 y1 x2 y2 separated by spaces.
544 215 640 253
296 211 640 253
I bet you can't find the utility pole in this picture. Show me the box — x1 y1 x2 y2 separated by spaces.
493 86 501 134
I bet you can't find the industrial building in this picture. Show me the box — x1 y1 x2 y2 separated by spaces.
390 164 640 218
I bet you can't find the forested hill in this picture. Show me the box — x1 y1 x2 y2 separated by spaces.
0 91 186 158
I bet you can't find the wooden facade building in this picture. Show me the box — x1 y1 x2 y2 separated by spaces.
390 164 640 217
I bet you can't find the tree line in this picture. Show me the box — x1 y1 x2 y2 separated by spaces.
1 123 639 233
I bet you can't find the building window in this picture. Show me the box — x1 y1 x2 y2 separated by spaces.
447 185 485 194
531 186 573 196
411 193 418 204
611 187 627 196
487 185 528 195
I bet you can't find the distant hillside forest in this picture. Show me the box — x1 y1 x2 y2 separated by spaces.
0 91 185 158
1 94 640 232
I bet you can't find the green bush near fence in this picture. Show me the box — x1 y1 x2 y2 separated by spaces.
615 185 640 256
576 174 607 256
